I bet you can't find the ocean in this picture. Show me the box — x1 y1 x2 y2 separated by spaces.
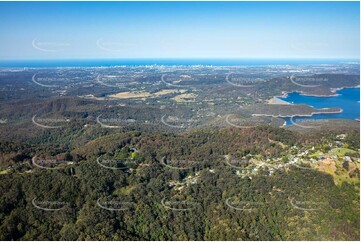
0 58 358 68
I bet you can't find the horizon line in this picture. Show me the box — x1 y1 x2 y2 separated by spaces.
1 57 360 61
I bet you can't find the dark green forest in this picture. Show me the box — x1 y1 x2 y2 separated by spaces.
0 127 359 240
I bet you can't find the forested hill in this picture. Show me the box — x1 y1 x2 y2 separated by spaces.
0 126 359 240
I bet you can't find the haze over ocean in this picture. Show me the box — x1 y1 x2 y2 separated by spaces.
0 58 359 68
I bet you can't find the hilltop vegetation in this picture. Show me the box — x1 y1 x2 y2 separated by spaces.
0 126 359 240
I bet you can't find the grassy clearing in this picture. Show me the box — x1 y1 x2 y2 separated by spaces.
331 148 357 156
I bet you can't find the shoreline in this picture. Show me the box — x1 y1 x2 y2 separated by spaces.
252 108 343 119
267 97 291 105
275 85 360 99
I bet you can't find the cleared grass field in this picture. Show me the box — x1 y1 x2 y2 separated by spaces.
109 91 152 99
331 148 357 156
109 89 187 99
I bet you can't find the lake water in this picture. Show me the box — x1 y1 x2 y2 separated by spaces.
280 87 360 125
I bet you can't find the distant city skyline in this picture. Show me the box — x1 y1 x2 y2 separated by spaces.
0 1 359 60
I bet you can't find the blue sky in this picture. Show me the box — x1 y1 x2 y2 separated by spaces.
0 1 359 59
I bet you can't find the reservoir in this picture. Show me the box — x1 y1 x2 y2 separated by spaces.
280 87 360 125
